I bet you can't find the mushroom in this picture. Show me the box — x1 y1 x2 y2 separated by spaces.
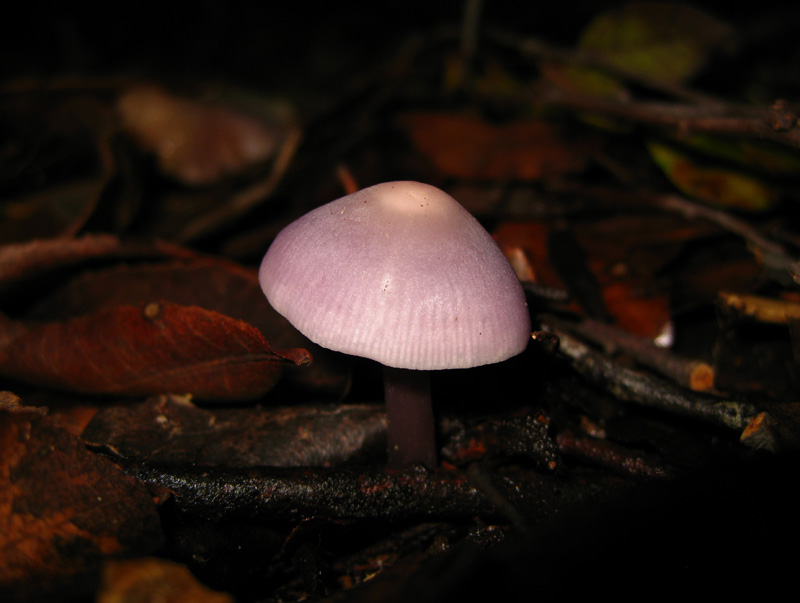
259 181 530 468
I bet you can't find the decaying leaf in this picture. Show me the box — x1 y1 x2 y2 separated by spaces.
399 112 598 181
82 395 386 467
0 403 162 602
648 140 779 211
117 85 296 186
0 302 311 401
679 134 800 176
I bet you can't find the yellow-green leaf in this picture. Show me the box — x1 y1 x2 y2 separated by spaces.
680 135 800 176
546 2 732 98
647 140 779 211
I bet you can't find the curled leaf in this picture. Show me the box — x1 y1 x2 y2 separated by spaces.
0 302 311 401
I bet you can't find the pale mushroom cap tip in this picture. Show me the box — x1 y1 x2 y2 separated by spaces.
259 181 531 370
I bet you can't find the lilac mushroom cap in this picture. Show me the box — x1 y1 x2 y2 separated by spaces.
259 181 531 467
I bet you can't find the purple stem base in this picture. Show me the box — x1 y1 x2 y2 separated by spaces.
383 366 437 469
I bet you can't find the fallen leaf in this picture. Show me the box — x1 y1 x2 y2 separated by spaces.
0 177 109 245
0 234 197 303
494 214 694 339
648 140 779 211
679 134 800 176
585 3 731 80
82 395 386 467
118 85 296 186
24 258 270 326
22 258 350 399
399 112 598 181
0 404 162 602
0 302 312 402
544 2 733 98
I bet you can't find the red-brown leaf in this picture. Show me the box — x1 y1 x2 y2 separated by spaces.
21 258 350 398
24 258 278 335
399 111 599 181
0 234 198 301
494 217 680 338
0 302 311 401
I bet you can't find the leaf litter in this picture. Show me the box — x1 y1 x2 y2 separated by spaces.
3 2 800 601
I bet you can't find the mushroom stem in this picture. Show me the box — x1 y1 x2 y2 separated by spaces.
383 366 437 469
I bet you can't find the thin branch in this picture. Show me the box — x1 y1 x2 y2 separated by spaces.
544 314 714 392
118 460 624 523
489 29 726 107
655 194 800 287
541 185 800 289
538 88 800 148
487 29 800 148
556 429 676 480
543 324 759 433
718 290 800 324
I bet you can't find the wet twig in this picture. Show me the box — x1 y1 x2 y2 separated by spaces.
117 460 624 524
540 185 800 289
487 30 800 147
556 430 676 480
520 281 571 304
538 89 800 147
543 324 759 433
655 194 800 287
